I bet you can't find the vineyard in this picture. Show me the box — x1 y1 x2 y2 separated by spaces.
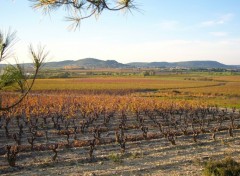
29 75 240 108
1 87 240 175
2 0 240 174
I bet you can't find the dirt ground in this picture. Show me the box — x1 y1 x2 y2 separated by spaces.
1 129 240 176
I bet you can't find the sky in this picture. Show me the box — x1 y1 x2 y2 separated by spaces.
1 0 240 65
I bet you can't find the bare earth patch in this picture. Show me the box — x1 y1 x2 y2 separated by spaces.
1 130 240 176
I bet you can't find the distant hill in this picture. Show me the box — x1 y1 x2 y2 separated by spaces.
174 61 227 68
43 59 239 69
43 58 127 68
0 58 239 69
127 60 236 69
45 60 75 68
127 62 171 68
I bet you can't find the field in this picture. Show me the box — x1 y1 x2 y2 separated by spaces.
1 72 240 175
30 73 240 108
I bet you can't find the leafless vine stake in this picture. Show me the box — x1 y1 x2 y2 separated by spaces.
115 125 126 153
51 144 58 161
89 139 96 161
140 125 148 140
27 136 36 151
13 133 21 146
6 145 19 167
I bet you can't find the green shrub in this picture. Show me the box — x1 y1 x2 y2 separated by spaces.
108 153 123 163
130 151 142 159
203 157 240 176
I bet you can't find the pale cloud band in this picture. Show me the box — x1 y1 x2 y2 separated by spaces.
200 13 234 27
209 32 228 37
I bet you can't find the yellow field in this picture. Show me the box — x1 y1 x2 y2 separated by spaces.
141 75 240 108
32 77 218 91
8 74 240 108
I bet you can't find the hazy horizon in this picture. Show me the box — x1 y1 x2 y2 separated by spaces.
1 57 239 66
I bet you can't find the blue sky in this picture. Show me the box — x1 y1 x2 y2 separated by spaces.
1 0 240 65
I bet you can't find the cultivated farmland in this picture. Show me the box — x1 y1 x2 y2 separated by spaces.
1 73 240 175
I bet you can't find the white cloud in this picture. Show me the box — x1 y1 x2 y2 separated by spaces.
201 13 234 27
157 20 179 30
220 13 234 22
209 32 228 37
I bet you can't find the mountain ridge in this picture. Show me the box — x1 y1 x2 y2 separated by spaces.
128 60 232 68
0 58 239 69
42 58 126 68
44 58 240 69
